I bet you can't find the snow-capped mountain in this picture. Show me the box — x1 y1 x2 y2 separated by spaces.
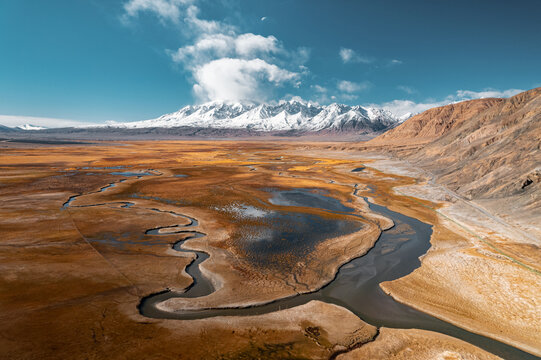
17 124 47 130
110 100 401 133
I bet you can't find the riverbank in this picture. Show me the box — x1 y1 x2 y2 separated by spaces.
291 146 541 357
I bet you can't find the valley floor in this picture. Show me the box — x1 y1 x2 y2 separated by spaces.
0 140 538 359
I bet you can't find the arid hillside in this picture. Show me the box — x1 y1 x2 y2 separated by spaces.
370 97 504 147
413 89 539 197
364 88 541 237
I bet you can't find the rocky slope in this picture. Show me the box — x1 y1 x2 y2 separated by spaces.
370 98 503 146
364 87 541 237
367 88 540 197
414 89 539 198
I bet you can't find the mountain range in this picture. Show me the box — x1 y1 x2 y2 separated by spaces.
103 100 402 134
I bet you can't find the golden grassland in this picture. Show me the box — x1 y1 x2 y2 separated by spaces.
0 140 530 359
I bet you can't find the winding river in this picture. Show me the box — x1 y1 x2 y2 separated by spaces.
63 172 537 360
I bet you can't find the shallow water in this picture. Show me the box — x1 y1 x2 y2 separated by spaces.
61 179 126 210
237 210 362 270
80 166 126 170
138 189 536 360
110 171 153 177
60 177 535 359
268 188 354 213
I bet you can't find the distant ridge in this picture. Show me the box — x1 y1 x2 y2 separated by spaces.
105 99 401 135
0 124 18 132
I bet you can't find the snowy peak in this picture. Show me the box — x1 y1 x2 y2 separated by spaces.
17 124 47 130
113 100 401 133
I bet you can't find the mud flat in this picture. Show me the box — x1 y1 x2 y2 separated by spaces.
139 191 534 360
149 190 384 311
337 327 501 360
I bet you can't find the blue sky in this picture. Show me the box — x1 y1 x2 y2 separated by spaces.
1 0 540 127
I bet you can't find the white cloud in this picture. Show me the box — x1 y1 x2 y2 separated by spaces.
168 15 305 103
234 33 279 57
122 0 191 23
309 81 372 105
123 0 309 104
313 85 327 93
338 80 370 93
122 0 229 33
184 4 227 34
335 80 371 103
260 16 267 21
339 48 374 64
170 33 231 65
0 115 97 128
397 85 416 94
280 95 313 105
340 93 359 101
339 48 354 62
338 80 359 93
193 58 299 103
375 88 524 118
376 100 441 119
389 59 402 66
310 85 329 104
171 32 293 66
455 88 523 99
169 32 296 102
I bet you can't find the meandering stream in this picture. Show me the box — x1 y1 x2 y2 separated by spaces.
63 172 537 360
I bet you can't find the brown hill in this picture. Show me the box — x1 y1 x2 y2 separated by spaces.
410 88 540 199
369 97 504 146
362 88 541 232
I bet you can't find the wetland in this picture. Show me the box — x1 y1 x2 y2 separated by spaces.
1 141 538 359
